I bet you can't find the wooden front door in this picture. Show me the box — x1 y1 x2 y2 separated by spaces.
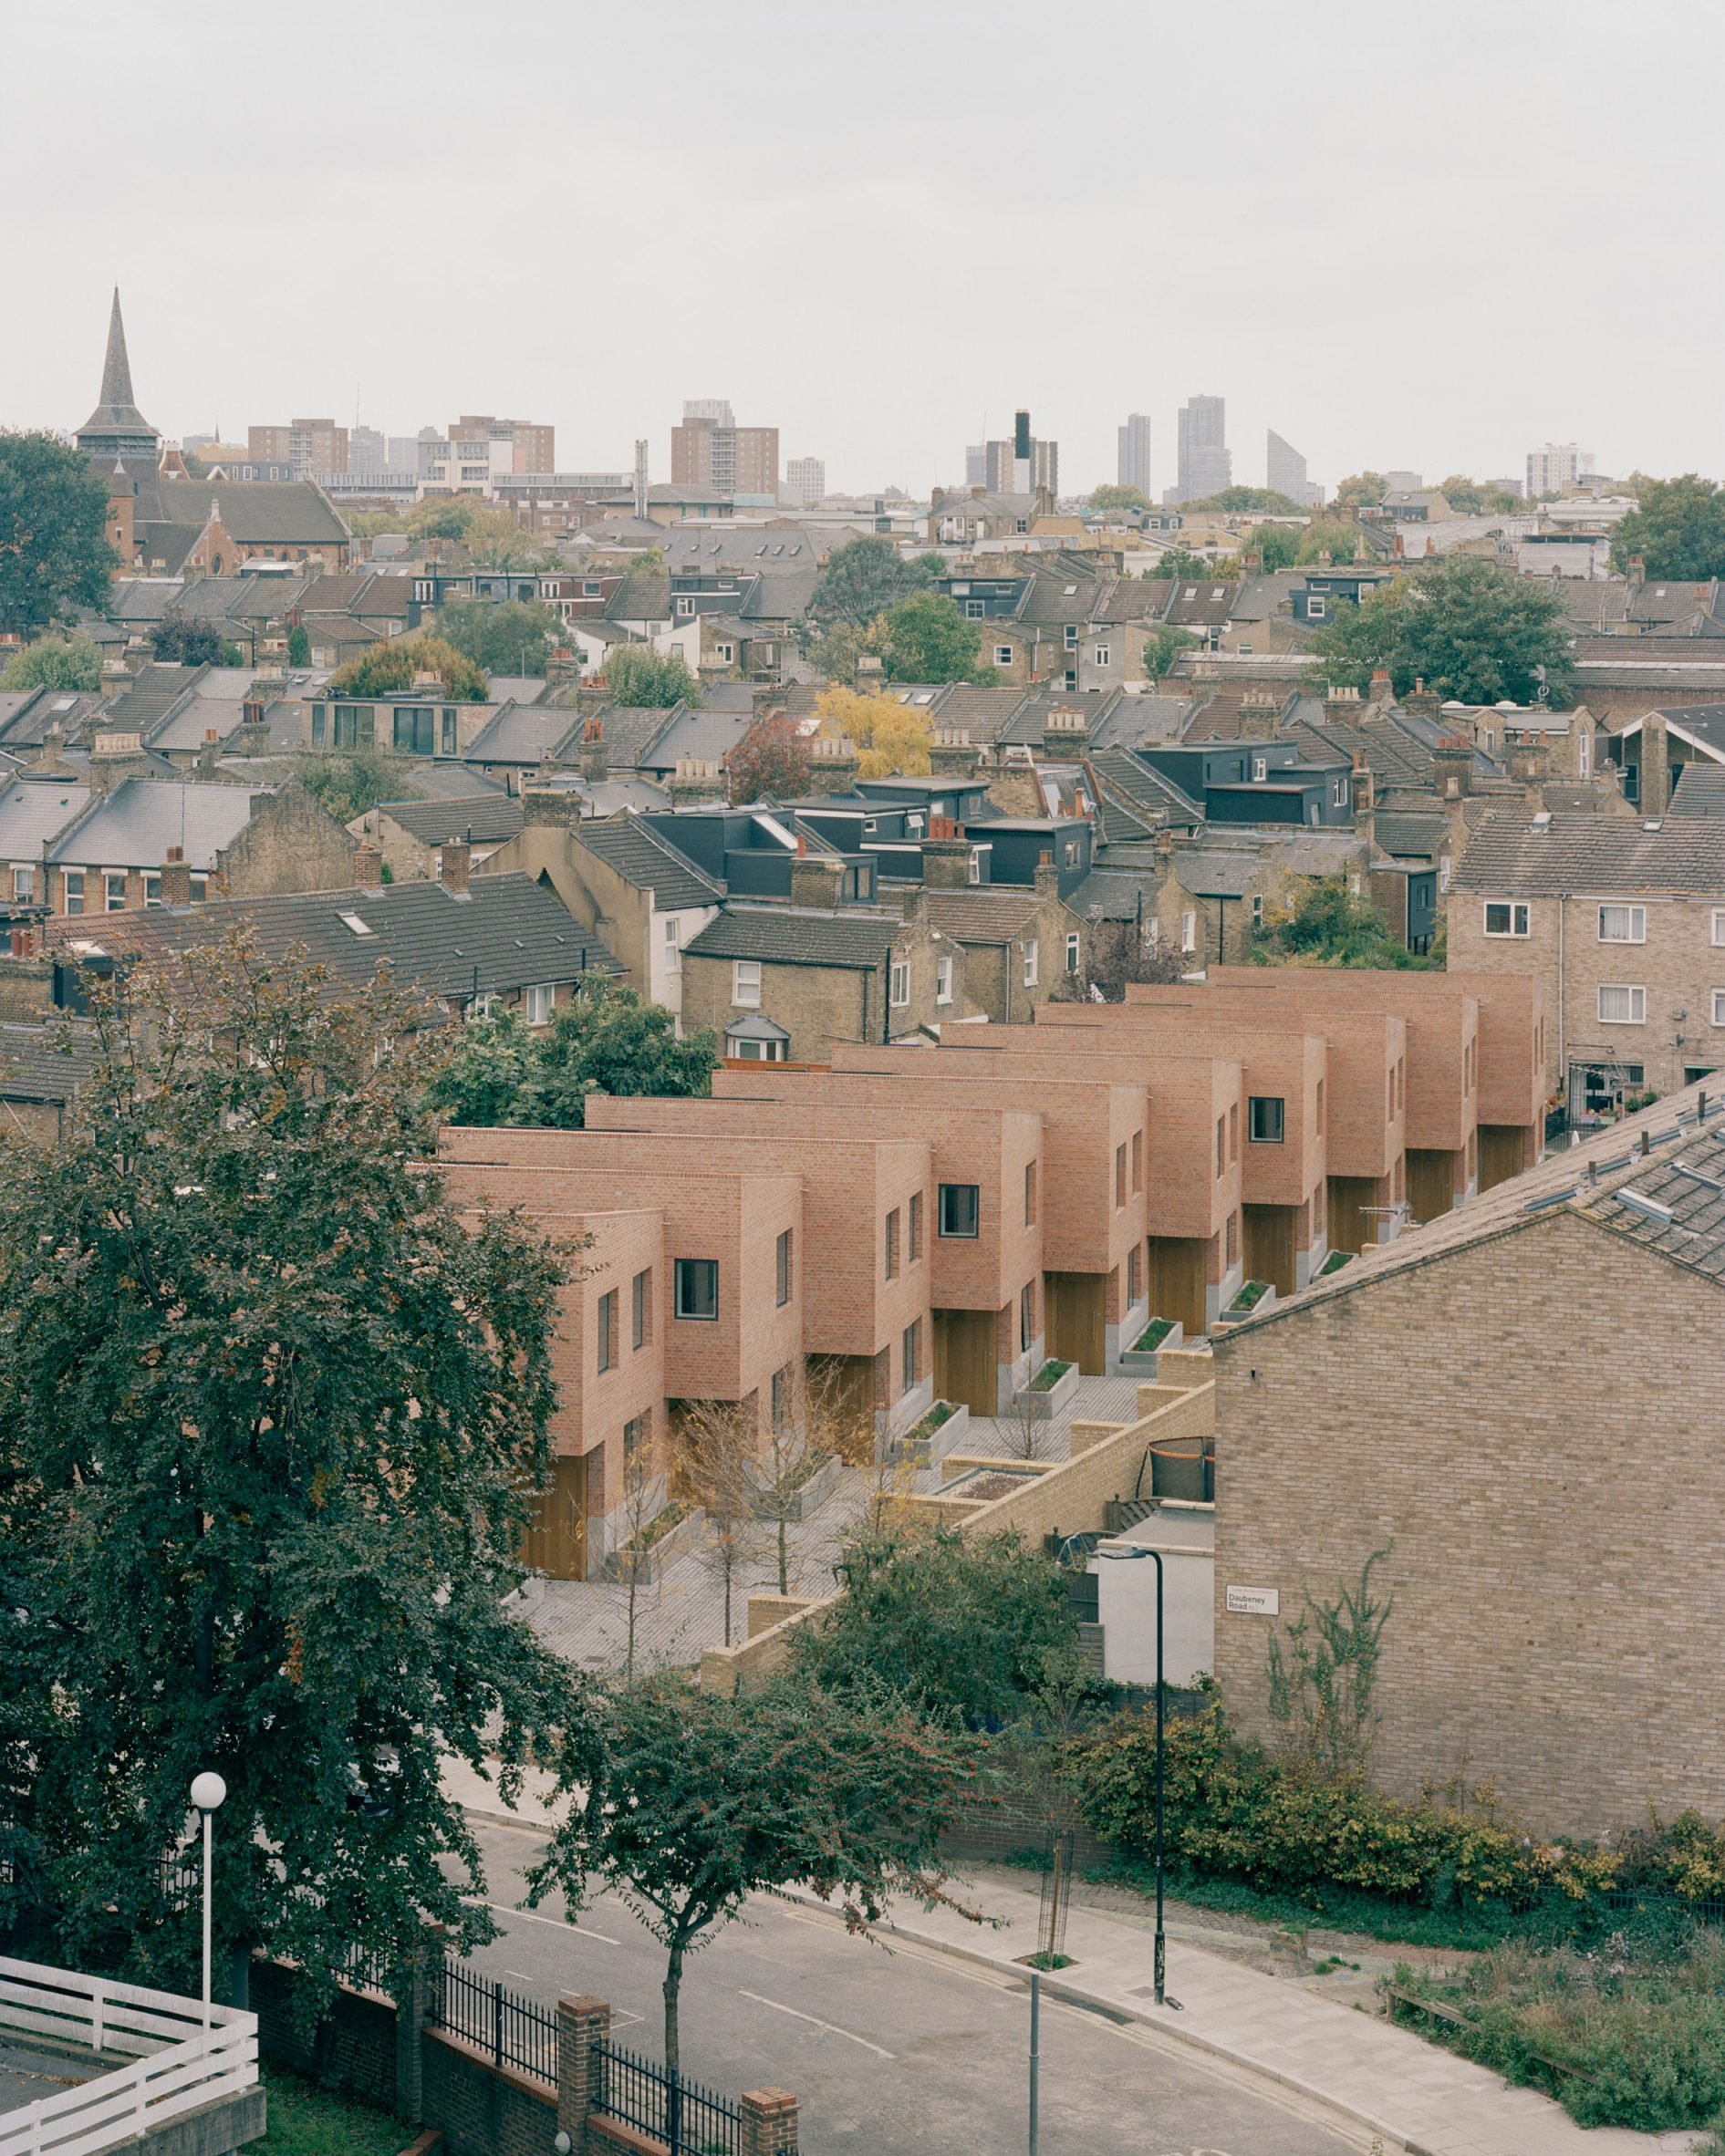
1148 1237 1207 1337
1326 1176 1377 1256
933 1309 996 1416
1242 1205 1296 1296
1406 1148 1455 1226
1044 1270 1107 1375
1478 1125 1530 1192
521 1451 587 1581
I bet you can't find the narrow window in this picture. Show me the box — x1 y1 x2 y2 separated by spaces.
1229 1103 1240 1161
935 954 953 1004
776 1228 793 1306
909 1189 923 1260
1024 1161 1038 1227
526 983 552 1025
733 959 762 1007
901 1319 920 1391
597 1289 617 1373
631 1267 649 1349
885 1208 900 1280
890 959 910 1007
1131 1129 1143 1191
1115 1141 1127 1207
1020 1280 1034 1352
1065 931 1080 973
1216 1114 1227 1177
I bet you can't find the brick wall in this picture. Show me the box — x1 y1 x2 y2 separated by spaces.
1212 1208 1725 1835
254 1960 397 2110
217 781 358 897
0 959 53 1020
423 2031 556 2156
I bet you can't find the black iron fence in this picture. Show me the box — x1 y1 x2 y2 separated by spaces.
429 1954 557 2086
596 2039 742 2156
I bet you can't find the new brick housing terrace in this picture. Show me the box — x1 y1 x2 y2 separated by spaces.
438 970 1545 1578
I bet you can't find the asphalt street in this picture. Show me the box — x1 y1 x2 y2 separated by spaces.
461 1821 1361 2156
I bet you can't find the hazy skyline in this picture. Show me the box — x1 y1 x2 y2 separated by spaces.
5 0 1720 496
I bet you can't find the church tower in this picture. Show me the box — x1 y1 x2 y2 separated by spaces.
75 288 160 464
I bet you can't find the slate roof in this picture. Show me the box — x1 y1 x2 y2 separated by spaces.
51 873 619 1000
410 762 508 801
108 579 187 623
923 686 1026 744
483 676 548 707
642 706 753 772
374 795 525 847
1171 848 1266 898
604 575 673 623
574 814 726 909
1373 811 1448 858
0 778 92 855
683 903 907 970
0 690 103 751
155 480 349 545
0 1022 97 1104
1451 804 1725 893
100 665 209 731
920 888 1046 942
1667 763 1725 818
463 702 581 765
47 778 272 871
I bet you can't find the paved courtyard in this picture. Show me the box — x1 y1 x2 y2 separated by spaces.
522 1374 1146 1675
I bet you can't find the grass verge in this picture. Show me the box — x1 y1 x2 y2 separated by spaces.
256 2062 406 2155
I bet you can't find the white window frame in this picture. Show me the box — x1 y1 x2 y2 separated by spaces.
1093 645 1110 667
11 865 34 903
1307 596 1327 619
1022 939 1039 988
889 959 910 1008
663 916 681 972
733 959 762 1007
1483 900 1530 938
1332 776 1348 807
965 599 986 619
1597 904 1646 943
1251 755 1267 782
935 953 953 1005
62 868 85 916
525 983 553 1025
104 871 129 912
994 644 1013 667
1064 625 1078 649
676 595 695 616
1597 983 1647 1025
1714 909 1725 948
1712 990 1725 1028
967 848 982 885
716 642 733 664
1180 909 1197 953
1065 931 1080 973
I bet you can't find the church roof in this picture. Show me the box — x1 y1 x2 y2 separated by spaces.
76 289 158 450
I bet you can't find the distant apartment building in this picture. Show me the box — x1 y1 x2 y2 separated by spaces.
348 426 389 474
1265 429 1317 506
785 457 826 507
452 414 556 475
972 413 1058 497
1169 396 1230 505
671 399 779 503
247 419 348 478
1526 442 1595 498
1117 413 1151 497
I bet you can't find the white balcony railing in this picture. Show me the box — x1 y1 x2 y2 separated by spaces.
0 1954 258 2156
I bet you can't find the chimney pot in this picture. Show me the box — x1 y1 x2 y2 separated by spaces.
438 840 471 895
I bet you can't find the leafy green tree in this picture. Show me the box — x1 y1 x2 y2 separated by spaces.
290 748 420 824
528 1673 979 2079
328 635 488 701
1332 472 1387 508
1295 519 1366 565
1183 487 1303 514
404 499 554 571
0 934 596 2000
881 591 991 684
0 430 115 634
438 596 563 678
1144 624 1200 679
0 632 103 692
603 645 701 707
286 623 311 669
1308 554 1572 706
1088 485 1149 512
1438 475 1483 514
150 618 223 667
1151 547 1211 580
429 986 720 1129
1247 523 1300 571
725 713 812 803
1252 876 1426 969
1609 474 1725 581
791 1525 1079 1726
809 535 935 627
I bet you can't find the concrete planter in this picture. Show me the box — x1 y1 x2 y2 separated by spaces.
596 1503 707 1586
1214 1282 1276 1331
1117 1320 1183 1376
889 1401 971 1468
1011 1361 1081 1422
749 1449 845 1522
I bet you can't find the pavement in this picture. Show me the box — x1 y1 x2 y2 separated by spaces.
444 1759 1699 2156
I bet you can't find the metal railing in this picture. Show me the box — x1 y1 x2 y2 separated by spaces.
0 1954 257 2156
596 2039 742 2156
428 1954 556 2085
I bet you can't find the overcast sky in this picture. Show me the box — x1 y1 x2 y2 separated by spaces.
5 0 1720 497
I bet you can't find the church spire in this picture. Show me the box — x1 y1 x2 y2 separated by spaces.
75 285 159 464
100 287 135 410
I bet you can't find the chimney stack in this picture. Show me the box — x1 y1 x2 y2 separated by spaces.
929 725 977 779
1041 708 1088 754
160 845 192 907
1034 847 1060 899
789 849 846 908
88 731 148 796
670 757 723 807
580 715 608 784
353 843 383 887
437 840 471 895
920 814 973 888
806 732 859 798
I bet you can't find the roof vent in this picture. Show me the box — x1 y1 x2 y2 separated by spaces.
1531 811 1552 829
1643 818 1664 832
1616 1187 1676 1227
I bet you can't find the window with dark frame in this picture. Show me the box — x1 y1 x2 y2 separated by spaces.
939 1183 980 1238
885 1208 900 1280
597 1289 617 1372
631 1267 649 1350
1131 1129 1143 1191
1248 1096 1285 1144
909 1190 923 1260
776 1228 793 1306
675 1259 719 1321
1115 1141 1127 1207
1024 1161 1037 1227
1020 1280 1034 1352
901 1319 919 1392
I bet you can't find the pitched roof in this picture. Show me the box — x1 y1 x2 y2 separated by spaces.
683 903 908 970
0 777 92 855
604 575 673 622
463 701 581 766
574 814 726 908
50 872 619 1000
1451 804 1725 894
154 480 348 545
1668 763 1725 818
920 887 1047 941
47 777 271 871
373 794 526 847
1373 811 1448 858
100 664 209 731
0 1021 97 1104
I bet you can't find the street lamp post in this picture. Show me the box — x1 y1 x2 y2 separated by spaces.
1093 1543 1176 2009
190 1772 227 2033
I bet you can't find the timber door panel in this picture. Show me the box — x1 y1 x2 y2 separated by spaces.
934 1309 996 1415
1406 1148 1454 1226
1044 1271 1107 1375
1327 1176 1376 1255
1242 1205 1296 1296
1148 1237 1206 1336
1478 1125 1529 1192
521 1451 587 1581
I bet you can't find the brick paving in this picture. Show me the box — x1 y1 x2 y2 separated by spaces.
522 1373 1148 1674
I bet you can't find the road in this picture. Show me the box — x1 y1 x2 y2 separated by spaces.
460 1821 1361 2156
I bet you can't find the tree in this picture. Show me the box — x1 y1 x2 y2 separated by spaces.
808 535 935 627
286 623 311 669
0 933 596 2000
1308 553 1573 706
1247 523 1300 571
803 617 888 687
672 1399 762 1650
1087 485 1148 513
290 748 420 825
0 632 103 692
726 713 812 803
328 635 489 701
604 646 701 708
1609 474 1725 581
791 1524 1078 1727
438 597 564 679
0 430 115 635
1294 518 1366 566
881 591 992 685
1182 487 1303 514
428 987 720 1130
1053 917 1190 1001
1332 472 1387 508
529 1673 979 2080
748 1359 876 1597
1438 474 1483 514
1252 876 1426 969
150 618 223 667
812 683 933 779
1143 624 1199 679
404 499 553 571
1150 546 1211 580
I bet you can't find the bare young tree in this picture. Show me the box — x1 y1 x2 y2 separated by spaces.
1052 916 1190 1003
675 1396 762 1649
609 1433 664 1682
753 1360 877 1596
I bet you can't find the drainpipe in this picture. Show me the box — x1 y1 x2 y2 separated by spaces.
1556 895 1566 1116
